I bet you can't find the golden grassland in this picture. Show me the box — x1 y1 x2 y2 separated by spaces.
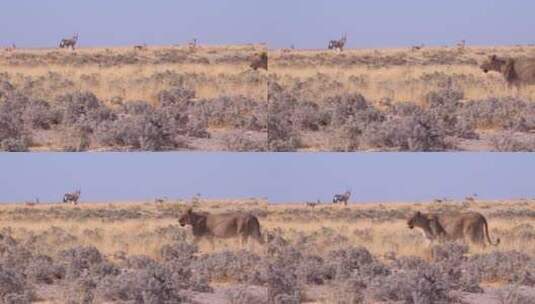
2 198 533 261
0 44 266 104
270 46 535 103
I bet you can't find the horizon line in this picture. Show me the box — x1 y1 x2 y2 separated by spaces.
2 196 532 205
4 42 535 50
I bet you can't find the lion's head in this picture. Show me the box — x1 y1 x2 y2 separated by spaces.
407 211 429 229
480 55 507 73
178 208 193 227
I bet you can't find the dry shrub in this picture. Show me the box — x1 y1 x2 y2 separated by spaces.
0 266 34 303
25 255 65 284
267 263 301 304
325 246 389 281
96 266 189 304
369 264 451 304
0 76 265 151
490 132 534 152
225 285 267 304
196 250 267 285
461 98 535 131
225 131 267 151
268 82 303 151
0 95 29 151
497 284 535 304
468 251 535 286
268 85 480 151
0 138 29 152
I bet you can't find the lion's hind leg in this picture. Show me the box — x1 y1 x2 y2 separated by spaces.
467 223 486 248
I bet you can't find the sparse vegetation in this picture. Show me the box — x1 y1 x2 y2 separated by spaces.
3 45 535 151
269 46 535 151
0 45 267 151
0 85 266 151
268 81 535 151
1 199 535 303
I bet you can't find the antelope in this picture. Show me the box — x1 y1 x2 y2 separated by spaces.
25 198 39 207
134 43 148 51
154 197 167 204
332 190 351 206
306 200 321 208
63 190 81 205
188 38 198 52
411 44 425 52
59 33 79 50
328 34 347 52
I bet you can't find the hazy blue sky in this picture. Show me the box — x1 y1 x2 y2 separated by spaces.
1 1 534 48
1 153 534 204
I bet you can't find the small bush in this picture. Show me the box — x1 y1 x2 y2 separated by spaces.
361 115 450 151
22 99 57 130
369 264 451 304
59 246 104 280
225 131 266 151
94 113 182 151
0 266 34 302
96 265 189 303
196 250 267 285
268 115 302 151
326 93 381 128
225 286 267 304
0 98 27 147
325 246 380 281
1 138 29 152
25 255 65 284
267 264 302 304
468 251 535 286
490 132 533 152
497 285 535 304
56 92 114 129
65 273 96 304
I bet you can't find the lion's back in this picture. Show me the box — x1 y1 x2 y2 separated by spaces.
515 58 535 83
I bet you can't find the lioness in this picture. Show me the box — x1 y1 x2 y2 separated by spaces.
407 211 500 247
178 208 264 249
250 52 268 71
481 55 535 88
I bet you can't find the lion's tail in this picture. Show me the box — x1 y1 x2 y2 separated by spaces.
483 217 500 246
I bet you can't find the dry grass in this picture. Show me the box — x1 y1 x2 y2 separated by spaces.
0 44 266 104
2 198 535 303
270 46 535 103
268 46 535 152
0 44 269 152
1 198 533 260
3 63 262 102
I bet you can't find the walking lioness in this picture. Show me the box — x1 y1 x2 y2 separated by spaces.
481 55 535 88
178 208 264 249
407 211 500 247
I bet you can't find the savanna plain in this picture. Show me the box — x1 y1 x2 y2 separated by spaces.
3 44 535 152
1 199 535 303
0 45 267 152
269 45 535 151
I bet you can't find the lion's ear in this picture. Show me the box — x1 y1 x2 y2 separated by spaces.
416 211 421 216
490 55 497 60
186 208 193 214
